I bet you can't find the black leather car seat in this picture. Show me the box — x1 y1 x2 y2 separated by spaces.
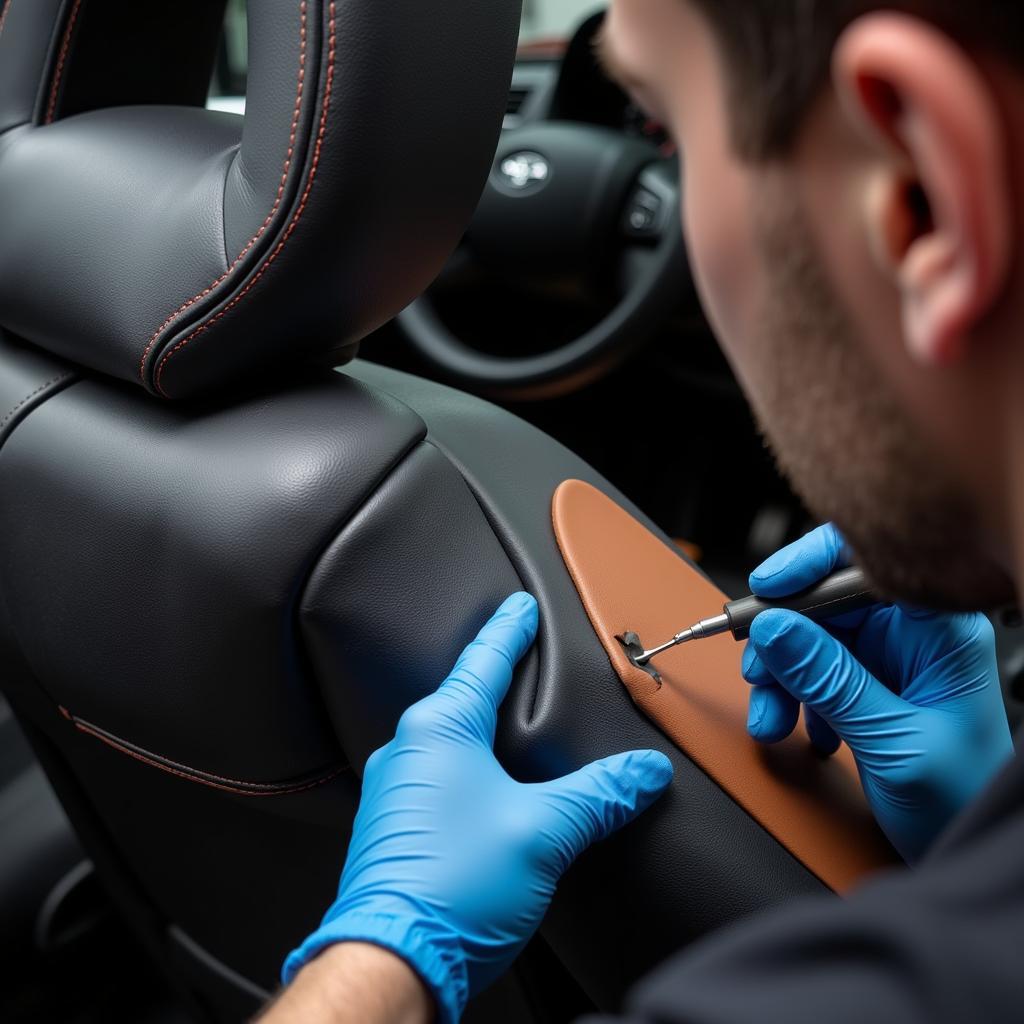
0 2 836 1020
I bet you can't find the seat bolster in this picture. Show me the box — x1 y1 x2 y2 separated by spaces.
301 441 533 770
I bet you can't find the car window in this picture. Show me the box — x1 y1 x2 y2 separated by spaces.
210 0 607 106
519 0 606 46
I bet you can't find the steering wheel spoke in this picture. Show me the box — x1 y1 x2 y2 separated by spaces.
621 163 678 247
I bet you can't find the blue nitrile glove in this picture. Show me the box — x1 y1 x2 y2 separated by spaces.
282 592 673 1023
742 523 1014 864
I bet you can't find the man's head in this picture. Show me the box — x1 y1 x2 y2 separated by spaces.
601 1 1024 608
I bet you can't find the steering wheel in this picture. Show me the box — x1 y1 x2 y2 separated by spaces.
398 118 688 399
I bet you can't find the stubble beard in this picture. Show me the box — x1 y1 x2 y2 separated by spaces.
745 189 1014 611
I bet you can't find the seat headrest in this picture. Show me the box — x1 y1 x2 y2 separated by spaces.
0 0 521 398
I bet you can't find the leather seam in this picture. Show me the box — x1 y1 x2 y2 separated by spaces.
44 0 83 125
60 707 348 797
153 0 337 396
0 370 77 431
138 0 314 388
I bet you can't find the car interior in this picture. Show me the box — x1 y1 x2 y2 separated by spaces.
3 2 1024 1022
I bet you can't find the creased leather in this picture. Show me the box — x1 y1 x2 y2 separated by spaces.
552 479 899 892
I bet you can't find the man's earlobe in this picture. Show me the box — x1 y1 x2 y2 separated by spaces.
833 13 1012 366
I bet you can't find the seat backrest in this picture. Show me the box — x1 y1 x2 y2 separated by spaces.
0 1 522 1015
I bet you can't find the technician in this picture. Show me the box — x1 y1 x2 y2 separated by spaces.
264 1 1024 1020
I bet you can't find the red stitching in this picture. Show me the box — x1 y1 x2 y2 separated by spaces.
138 0 310 385
70 717 346 798
45 0 83 125
154 1 336 396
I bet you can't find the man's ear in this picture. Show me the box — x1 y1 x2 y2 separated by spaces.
833 13 1013 366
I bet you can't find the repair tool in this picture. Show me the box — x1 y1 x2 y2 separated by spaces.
620 565 877 671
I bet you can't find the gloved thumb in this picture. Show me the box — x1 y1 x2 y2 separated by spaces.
539 750 673 867
749 609 904 743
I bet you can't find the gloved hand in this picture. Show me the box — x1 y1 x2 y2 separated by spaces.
282 592 673 1023
742 523 1014 864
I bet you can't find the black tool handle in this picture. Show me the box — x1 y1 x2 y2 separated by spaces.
724 565 877 641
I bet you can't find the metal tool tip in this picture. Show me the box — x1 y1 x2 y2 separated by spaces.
635 629 694 665
616 632 663 683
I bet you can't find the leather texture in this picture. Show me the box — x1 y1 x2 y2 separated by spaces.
552 479 899 893
0 0 521 398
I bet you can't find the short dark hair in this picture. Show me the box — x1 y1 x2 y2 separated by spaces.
688 2 1024 158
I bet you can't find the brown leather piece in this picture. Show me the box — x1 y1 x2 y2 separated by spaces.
552 480 898 892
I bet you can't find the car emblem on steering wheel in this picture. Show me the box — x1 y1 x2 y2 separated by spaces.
495 151 550 194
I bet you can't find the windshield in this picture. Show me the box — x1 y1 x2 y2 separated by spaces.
519 0 606 45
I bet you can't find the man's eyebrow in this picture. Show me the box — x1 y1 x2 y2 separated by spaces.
593 24 643 91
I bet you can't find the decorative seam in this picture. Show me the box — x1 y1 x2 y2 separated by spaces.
137 0 311 389
44 0 83 125
60 707 347 797
0 371 75 431
138 0 310 386
152 0 336 397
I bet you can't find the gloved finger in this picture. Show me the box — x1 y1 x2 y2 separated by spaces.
539 750 673 866
434 592 539 742
804 707 841 756
746 683 800 743
749 609 905 741
745 627 853 748
749 523 849 598
741 643 774 687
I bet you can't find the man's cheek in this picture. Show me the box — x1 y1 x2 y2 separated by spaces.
680 162 763 392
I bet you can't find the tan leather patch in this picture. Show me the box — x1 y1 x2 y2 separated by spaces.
552 479 898 892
